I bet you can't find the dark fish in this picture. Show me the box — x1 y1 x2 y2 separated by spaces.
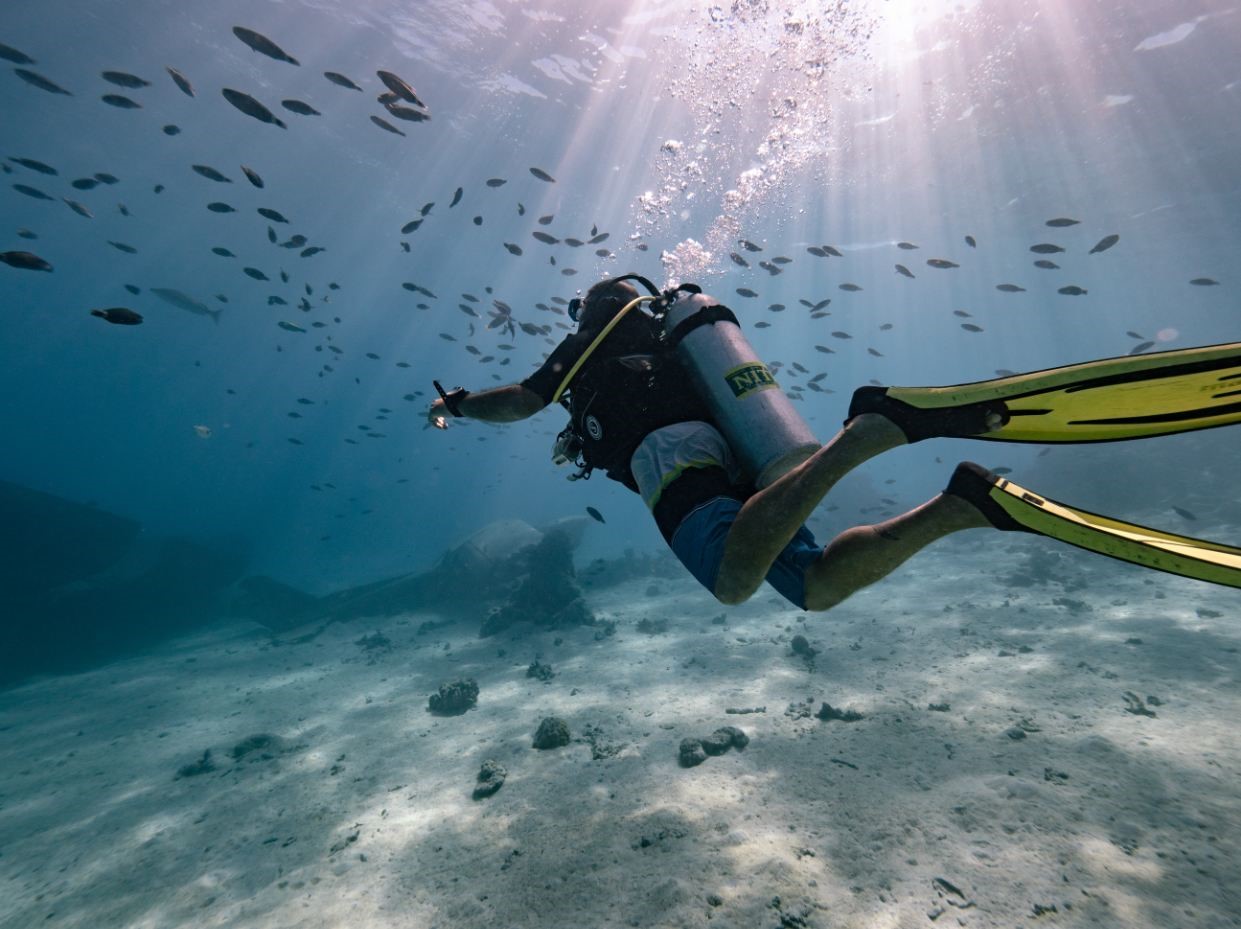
324 71 362 91
267 226 277 243
450 187 463 207
1125 330 1144 340
377 70 425 106
101 93 141 109
281 234 307 248
385 102 429 122
212 247 234 257
8 156 57 175
530 166 556 182
12 183 52 200
472 216 483 226
118 203 129 216
1033 259 1059 269
1058 285 1087 296
565 237 584 248
108 240 137 254
222 88 286 128
267 295 286 306
244 267 269 281
895 264 914 278
370 115 405 136
1172 506 1197 521
401 218 422 234
729 252 749 267
753 321 771 329
377 91 398 105
233 27 299 65
419 201 434 216
207 202 235 213
192 164 231 183
1189 277 1219 286
811 299 831 311
301 246 324 257
162 124 180 136
102 70 149 88
0 250 52 271
831 331 852 339
926 258 959 269
504 242 523 255
537 214 554 225
124 284 140 295
735 288 757 298
586 506 605 524
281 98 320 116
71 177 99 190
241 165 264 188
485 178 506 187
95 172 117 185
532 231 559 245
964 235 976 248
14 68 72 95
867 347 883 357
258 207 289 223
953 310 972 318
896 241 918 250
821 245 843 258
1088 234 1119 254
807 246 827 257
740 239 762 252
772 256 792 265
0 42 35 65
279 269 288 283
1045 217 1079 227
995 283 1026 293
166 66 194 97
1129 340 1155 354
517 203 525 215
814 345 834 354
961 323 983 332
589 233 609 244
91 306 143 325
1030 243 1065 254
839 283 862 292
758 260 780 274
63 197 92 218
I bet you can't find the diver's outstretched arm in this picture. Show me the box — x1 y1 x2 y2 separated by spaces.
428 384 545 426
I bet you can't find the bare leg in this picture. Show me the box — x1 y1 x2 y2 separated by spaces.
714 413 907 604
802 493 990 611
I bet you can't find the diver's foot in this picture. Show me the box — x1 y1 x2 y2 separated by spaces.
943 461 1029 532
847 386 1009 443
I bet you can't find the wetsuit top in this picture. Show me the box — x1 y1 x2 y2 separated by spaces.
521 309 715 491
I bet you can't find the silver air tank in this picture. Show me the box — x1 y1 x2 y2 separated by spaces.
664 290 820 488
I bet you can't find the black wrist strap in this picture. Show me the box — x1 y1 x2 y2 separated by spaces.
444 388 470 417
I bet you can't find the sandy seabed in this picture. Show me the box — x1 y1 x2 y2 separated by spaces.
1 533 1239 929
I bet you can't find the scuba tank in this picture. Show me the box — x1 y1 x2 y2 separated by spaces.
662 287 820 488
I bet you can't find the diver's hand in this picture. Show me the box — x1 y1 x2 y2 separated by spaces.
427 397 449 430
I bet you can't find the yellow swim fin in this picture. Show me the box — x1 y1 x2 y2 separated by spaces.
853 340 1241 443
947 462 1241 589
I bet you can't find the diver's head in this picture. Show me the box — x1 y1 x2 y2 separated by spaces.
570 278 641 332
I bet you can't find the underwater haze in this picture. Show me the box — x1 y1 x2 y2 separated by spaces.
1 1 1240 927
1 0 1236 590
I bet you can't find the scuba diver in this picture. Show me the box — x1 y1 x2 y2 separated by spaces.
429 275 1241 609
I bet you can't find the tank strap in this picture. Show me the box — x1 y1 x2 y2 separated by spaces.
666 303 739 350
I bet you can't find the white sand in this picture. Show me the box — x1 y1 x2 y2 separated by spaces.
2 533 1239 929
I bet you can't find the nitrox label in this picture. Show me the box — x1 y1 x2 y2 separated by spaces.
724 362 778 399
